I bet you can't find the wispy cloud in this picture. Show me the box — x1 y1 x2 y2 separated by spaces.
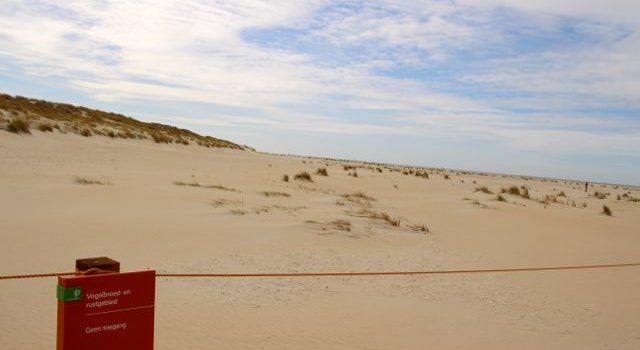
1 0 639 183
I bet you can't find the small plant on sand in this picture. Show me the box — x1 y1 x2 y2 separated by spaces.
80 128 92 137
353 209 401 227
37 123 54 132
502 186 521 196
475 186 493 194
444 174 450 180
7 118 30 134
602 205 612 216
74 177 107 185
343 165 356 171
557 191 566 197
344 191 375 201
593 191 608 199
331 220 352 231
151 133 172 143
349 171 359 178
316 167 328 176
294 171 313 182
282 174 289 182
261 191 291 198
415 171 429 179
408 223 430 233
495 194 507 202
174 181 200 187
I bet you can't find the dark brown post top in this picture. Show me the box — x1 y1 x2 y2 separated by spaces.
75 257 120 273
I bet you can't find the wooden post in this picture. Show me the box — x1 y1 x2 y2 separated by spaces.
75 257 120 273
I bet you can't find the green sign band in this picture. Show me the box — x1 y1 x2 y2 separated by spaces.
57 285 82 302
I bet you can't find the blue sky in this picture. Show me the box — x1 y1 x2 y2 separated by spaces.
1 0 639 185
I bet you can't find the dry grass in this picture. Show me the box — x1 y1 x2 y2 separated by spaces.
174 181 237 191
174 181 201 187
352 209 401 226
261 191 291 198
408 223 429 233
316 167 328 176
0 93 249 150
343 192 375 202
475 186 493 194
602 205 613 216
37 123 54 132
282 174 289 182
593 191 608 199
495 194 507 202
294 171 313 182
7 118 30 134
331 220 352 231
74 177 107 185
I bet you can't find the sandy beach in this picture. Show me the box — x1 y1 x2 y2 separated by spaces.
1 131 639 349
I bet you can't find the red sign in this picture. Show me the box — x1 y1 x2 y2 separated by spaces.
56 270 156 350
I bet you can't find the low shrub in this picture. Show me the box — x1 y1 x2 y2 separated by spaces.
7 119 30 134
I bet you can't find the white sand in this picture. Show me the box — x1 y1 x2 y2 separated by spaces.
1 131 639 349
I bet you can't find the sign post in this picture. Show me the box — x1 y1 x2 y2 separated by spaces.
56 261 155 350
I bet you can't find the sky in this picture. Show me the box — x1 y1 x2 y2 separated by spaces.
1 1 639 185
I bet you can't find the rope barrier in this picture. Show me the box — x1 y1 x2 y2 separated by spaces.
2 262 640 281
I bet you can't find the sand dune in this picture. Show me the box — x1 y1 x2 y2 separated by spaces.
1 131 639 349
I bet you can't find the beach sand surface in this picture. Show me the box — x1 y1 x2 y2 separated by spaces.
1 132 639 349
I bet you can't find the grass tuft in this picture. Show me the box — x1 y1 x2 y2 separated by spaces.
294 171 313 182
282 174 289 182
261 191 291 198
475 186 493 194
37 123 54 132
74 177 107 185
316 167 328 176
408 223 430 233
331 220 352 231
602 205 613 216
7 118 30 134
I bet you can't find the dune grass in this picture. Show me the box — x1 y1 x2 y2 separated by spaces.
495 194 507 202
331 219 352 231
352 209 401 226
174 181 237 191
74 177 107 185
37 123 54 132
261 191 291 198
0 93 249 150
282 174 289 182
475 186 493 194
294 171 313 182
602 205 613 216
316 167 328 176
7 118 30 134
408 223 429 233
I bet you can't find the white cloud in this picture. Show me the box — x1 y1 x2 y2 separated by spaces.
0 0 638 166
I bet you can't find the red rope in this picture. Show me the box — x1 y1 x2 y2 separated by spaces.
2 262 639 281
155 262 640 278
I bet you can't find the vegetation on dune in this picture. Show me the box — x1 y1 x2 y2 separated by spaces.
261 191 291 198
294 171 313 182
475 186 493 194
7 118 30 134
74 177 107 185
0 93 250 150
316 167 328 176
602 205 613 216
